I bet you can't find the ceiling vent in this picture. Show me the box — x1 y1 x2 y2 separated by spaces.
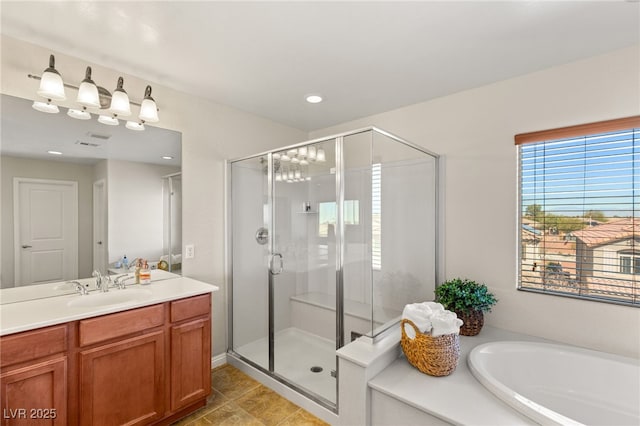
75 140 101 147
86 132 111 140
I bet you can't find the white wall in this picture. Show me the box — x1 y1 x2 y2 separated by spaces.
0 156 94 287
1 35 307 356
309 46 640 358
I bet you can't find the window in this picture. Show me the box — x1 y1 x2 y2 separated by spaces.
619 252 640 275
318 200 359 237
516 116 640 306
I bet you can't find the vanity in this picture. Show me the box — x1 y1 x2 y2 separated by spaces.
0 276 218 425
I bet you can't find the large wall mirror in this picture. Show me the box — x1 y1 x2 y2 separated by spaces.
1 94 182 301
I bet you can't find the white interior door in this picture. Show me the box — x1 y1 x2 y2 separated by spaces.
14 178 78 286
93 179 107 273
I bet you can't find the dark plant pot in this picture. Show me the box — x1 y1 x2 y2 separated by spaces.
455 309 484 336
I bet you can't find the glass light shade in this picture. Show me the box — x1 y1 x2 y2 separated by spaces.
316 148 326 162
37 71 66 100
308 146 317 160
139 86 159 122
110 90 131 117
77 81 100 108
67 108 91 120
281 154 291 162
273 153 281 160
32 101 59 114
287 149 297 156
291 156 300 164
288 170 294 179
305 176 311 181
298 146 308 157
98 115 119 126
275 171 282 182
295 170 301 179
126 121 145 131
300 158 309 165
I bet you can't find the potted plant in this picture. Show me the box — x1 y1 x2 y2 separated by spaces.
434 278 497 336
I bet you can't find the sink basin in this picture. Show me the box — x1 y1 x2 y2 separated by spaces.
67 289 153 308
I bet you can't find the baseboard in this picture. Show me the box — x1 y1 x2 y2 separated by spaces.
211 352 227 369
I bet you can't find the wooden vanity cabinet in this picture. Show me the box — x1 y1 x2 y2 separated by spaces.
0 293 212 426
169 295 211 411
0 325 68 426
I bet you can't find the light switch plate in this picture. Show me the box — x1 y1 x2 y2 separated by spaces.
185 244 195 259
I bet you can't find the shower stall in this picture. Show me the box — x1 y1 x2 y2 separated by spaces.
227 127 438 411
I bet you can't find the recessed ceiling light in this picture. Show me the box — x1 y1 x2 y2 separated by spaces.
47 150 63 155
305 94 323 104
162 156 173 160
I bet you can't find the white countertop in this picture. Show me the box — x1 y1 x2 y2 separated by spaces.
0 276 219 336
368 326 550 425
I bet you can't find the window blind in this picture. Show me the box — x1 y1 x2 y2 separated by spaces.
518 118 640 306
372 163 382 270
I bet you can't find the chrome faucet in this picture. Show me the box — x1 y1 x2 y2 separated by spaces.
113 274 133 289
92 270 108 292
68 280 89 295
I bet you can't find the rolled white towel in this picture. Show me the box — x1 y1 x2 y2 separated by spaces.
402 303 433 339
421 301 445 313
431 310 464 337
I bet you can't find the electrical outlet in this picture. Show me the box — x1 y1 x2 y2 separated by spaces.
185 244 195 259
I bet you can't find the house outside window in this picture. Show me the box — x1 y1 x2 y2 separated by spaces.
516 116 640 306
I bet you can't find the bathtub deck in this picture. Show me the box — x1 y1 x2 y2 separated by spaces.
368 326 548 425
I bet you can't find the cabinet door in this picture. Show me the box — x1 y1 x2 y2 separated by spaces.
170 318 211 411
78 331 165 426
0 357 67 426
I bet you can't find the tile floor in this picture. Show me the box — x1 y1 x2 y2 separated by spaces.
173 364 329 426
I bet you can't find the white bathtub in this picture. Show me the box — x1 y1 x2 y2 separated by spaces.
468 341 640 426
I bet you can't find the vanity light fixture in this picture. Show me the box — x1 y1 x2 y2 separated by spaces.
109 77 131 117
67 107 91 120
47 150 63 155
98 114 119 126
37 55 66 100
28 54 160 132
161 156 174 160
77 66 100 108
138 85 159 123
32 100 59 114
126 121 145 131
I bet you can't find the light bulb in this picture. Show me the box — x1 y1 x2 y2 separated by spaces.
291 156 300 164
300 158 309 165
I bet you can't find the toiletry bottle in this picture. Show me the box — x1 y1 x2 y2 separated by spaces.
140 260 151 285
135 259 141 284
122 255 129 270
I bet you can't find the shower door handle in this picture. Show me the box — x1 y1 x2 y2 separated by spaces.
270 253 283 275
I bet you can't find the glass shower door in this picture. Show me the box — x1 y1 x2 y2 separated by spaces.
271 140 338 405
230 156 270 369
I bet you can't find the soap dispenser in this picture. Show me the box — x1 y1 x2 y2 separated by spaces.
140 260 151 285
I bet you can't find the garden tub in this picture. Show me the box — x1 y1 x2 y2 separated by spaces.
468 341 639 425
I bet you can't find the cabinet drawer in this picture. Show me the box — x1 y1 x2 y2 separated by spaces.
170 294 210 323
0 325 67 367
79 304 165 347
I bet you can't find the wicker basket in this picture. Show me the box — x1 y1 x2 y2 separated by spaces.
455 309 484 336
400 319 460 377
